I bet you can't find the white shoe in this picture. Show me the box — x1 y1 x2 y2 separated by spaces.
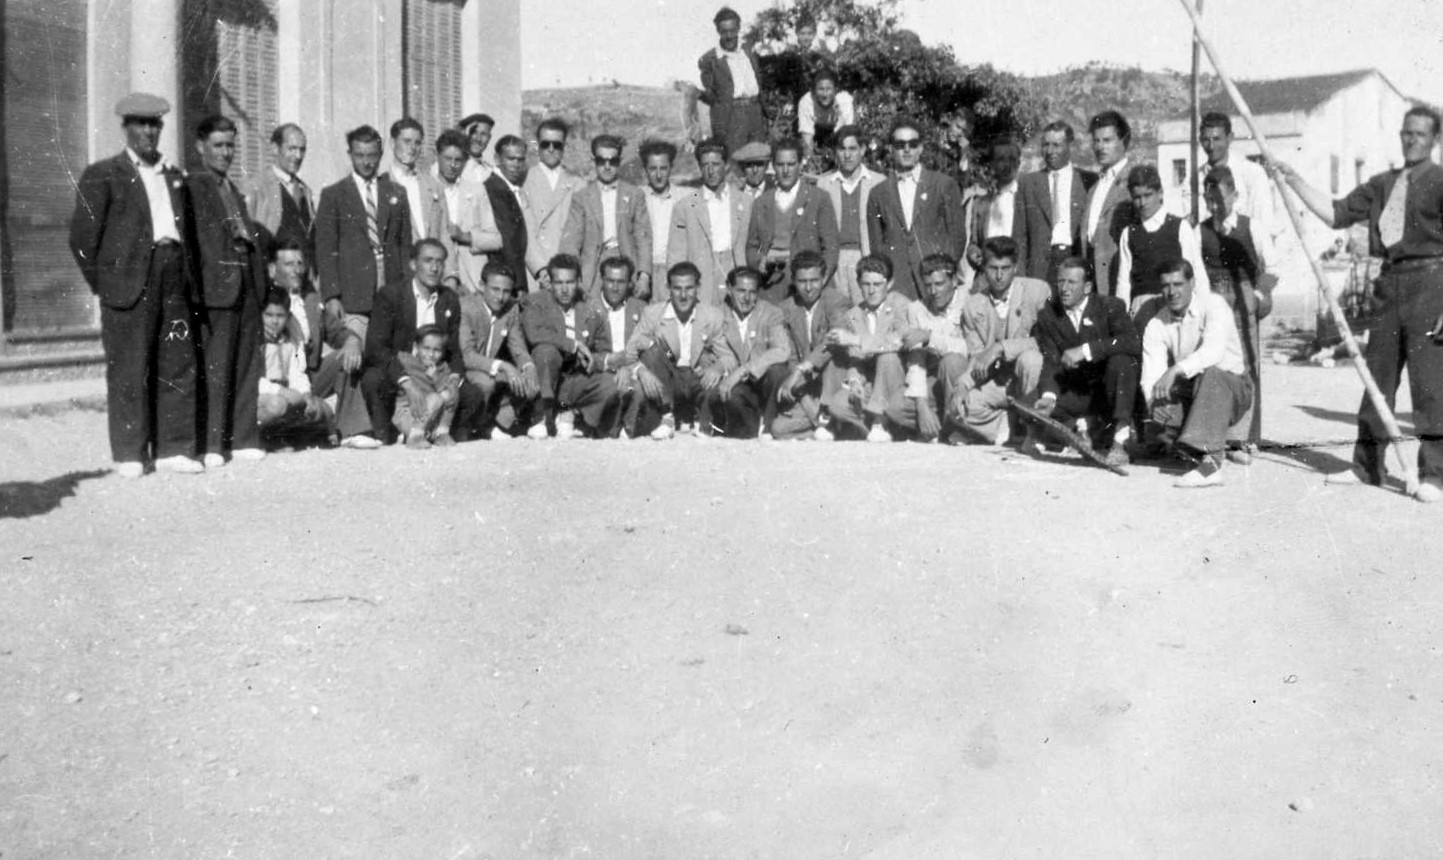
202 453 226 469
813 425 835 442
1174 468 1225 488
1415 477 1443 503
340 435 382 450
994 420 1011 448
650 413 676 441
526 421 550 440
866 423 893 444
759 432 773 441
155 455 205 475
555 412 580 439
114 461 144 479
231 448 266 461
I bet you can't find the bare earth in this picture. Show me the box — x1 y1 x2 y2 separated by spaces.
1 364 1439 859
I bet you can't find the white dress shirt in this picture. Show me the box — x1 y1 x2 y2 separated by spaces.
733 310 751 348
536 163 563 192
987 180 1018 239
718 47 759 98
1048 164 1075 246
1115 208 1212 304
607 303 627 353
897 167 922 230
390 164 427 240
412 282 438 329
1086 157 1128 241
127 149 181 243
797 90 855 135
704 185 733 254
599 183 618 245
667 304 696 368
1141 290 1247 401
774 183 800 214
645 186 676 264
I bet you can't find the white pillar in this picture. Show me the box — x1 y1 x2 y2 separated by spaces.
129 0 182 161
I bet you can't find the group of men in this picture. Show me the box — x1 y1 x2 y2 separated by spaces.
67 47 1443 499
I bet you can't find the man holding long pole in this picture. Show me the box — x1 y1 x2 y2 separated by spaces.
1271 107 1443 501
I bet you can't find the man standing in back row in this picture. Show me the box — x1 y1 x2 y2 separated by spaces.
699 6 767 157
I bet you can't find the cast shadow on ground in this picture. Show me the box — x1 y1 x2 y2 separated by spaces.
0 469 109 520
1293 404 1415 434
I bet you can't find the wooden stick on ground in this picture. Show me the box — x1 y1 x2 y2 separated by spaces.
1174 0 1417 495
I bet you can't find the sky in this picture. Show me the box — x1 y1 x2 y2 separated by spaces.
520 0 1443 107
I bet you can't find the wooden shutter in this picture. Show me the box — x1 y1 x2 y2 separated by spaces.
213 2 279 183
1 0 92 333
403 0 465 169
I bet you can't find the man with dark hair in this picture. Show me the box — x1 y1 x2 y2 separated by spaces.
891 253 970 442
1273 106 1443 500
385 117 443 244
510 253 621 439
773 250 852 440
69 92 203 476
187 113 269 467
1014 120 1097 282
705 266 792 437
314 124 414 446
458 259 526 438
1198 111 1276 242
524 118 585 289
433 128 502 294
817 124 883 305
1141 259 1252 488
965 138 1022 274
639 139 681 300
698 6 767 156
797 68 854 162
623 261 739 439
484 134 533 296
243 123 314 266
1116 163 1210 328
1027 255 1139 466
669 138 754 305
824 253 914 442
866 117 966 301
745 137 839 302
957 236 1049 444
1083 110 1135 295
457 112 495 183
594 256 650 436
561 134 652 301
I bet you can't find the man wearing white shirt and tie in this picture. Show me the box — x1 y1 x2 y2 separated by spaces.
1082 110 1136 297
1014 121 1098 284
698 6 767 156
243 123 316 269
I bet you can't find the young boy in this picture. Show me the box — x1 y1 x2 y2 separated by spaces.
258 287 333 443
394 325 463 449
1114 164 1211 330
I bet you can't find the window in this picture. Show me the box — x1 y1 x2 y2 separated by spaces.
214 10 279 181
404 0 465 168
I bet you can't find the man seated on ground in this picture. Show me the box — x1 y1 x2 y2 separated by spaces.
258 286 333 443
957 236 1049 444
594 256 649 437
773 250 853 440
392 325 463 448
510 253 621 439
823 253 913 443
362 238 481 444
889 253 970 442
705 266 791 437
623 261 739 439
1141 259 1253 488
1027 255 1139 466
459 260 526 438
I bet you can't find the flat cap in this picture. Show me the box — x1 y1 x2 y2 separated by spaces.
732 141 771 163
115 93 170 119
457 113 494 130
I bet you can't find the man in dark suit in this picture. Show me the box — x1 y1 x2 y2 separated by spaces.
1027 256 1140 466
865 117 967 301
68 92 203 477
510 253 621 439
773 250 853 440
1013 121 1098 284
745 137 840 303
698 6 767 157
484 135 532 294
361 239 481 444
1082 110 1136 297
560 135 652 300
186 114 270 467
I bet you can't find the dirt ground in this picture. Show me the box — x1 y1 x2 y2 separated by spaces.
1 364 1439 859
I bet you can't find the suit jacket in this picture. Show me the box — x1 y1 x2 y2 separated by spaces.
523 167 586 278
364 281 463 384
623 302 738 373
509 289 611 374
839 292 913 356
667 186 754 302
595 296 649 370
458 294 520 374
295 287 350 371
433 178 503 294
1083 163 1135 296
965 186 1020 268
383 169 447 244
243 167 315 244
1032 293 1140 396
1013 166 1097 279
961 277 1051 370
865 168 966 301
184 172 268 309
816 168 884 255
69 152 196 310
722 301 791 379
698 46 763 108
779 288 851 369
315 174 412 314
744 183 840 284
484 172 530 288
560 180 652 298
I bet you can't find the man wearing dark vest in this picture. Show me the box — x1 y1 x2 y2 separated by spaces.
243 123 314 268
1114 164 1210 330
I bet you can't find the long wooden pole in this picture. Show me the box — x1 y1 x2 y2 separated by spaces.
1175 0 1416 494
1189 0 1205 223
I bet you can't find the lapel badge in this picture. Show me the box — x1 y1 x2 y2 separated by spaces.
388 196 398 206
921 192 929 201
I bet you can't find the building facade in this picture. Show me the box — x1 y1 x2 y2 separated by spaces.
0 0 521 336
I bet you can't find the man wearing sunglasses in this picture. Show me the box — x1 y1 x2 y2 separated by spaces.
865 117 966 302
523 118 585 291
560 135 653 303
